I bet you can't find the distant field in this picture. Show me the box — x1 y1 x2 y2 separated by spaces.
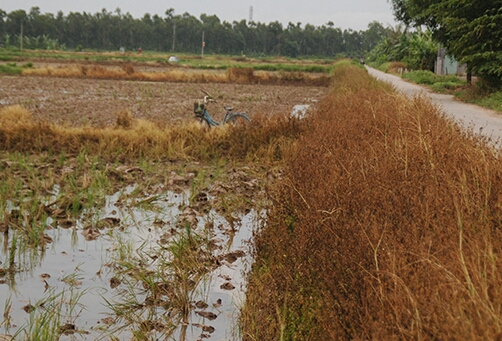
0 49 330 128
0 74 326 127
0 49 335 73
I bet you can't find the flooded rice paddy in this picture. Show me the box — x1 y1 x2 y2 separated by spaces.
0 180 265 340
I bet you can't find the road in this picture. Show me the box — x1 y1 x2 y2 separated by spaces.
366 66 502 145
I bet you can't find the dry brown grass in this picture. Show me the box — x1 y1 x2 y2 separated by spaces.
115 109 133 129
21 64 331 86
0 106 303 162
0 105 34 130
242 63 502 340
388 61 408 74
227 67 255 83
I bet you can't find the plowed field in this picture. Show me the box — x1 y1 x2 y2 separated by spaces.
0 75 327 127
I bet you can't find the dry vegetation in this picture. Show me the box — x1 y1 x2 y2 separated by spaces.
4 57 502 340
0 105 302 162
0 55 328 339
20 63 332 86
242 63 502 340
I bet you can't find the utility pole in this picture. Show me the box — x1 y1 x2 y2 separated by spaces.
172 22 176 51
201 31 205 58
20 20 23 51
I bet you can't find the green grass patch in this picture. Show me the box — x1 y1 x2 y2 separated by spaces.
0 49 334 74
0 63 22 75
403 70 464 87
472 91 502 112
186 60 332 73
376 62 392 72
403 70 466 93
0 61 33 74
431 81 464 93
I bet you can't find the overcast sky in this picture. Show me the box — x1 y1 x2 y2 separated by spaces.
0 0 398 31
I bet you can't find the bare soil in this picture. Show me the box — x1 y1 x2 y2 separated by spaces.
0 75 327 127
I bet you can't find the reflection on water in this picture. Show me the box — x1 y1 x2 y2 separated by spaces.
0 185 263 340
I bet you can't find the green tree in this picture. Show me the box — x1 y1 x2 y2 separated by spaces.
362 21 387 51
390 0 502 88
0 10 6 43
321 22 344 56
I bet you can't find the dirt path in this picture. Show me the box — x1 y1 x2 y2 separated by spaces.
366 66 502 145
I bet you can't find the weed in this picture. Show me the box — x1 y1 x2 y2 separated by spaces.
471 91 502 112
242 61 502 340
101 225 216 339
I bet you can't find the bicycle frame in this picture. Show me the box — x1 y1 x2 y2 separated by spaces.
194 100 250 127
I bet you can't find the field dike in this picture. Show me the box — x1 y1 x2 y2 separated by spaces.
242 63 502 340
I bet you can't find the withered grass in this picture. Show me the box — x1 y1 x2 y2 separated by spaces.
242 63 502 340
0 106 302 162
21 64 331 86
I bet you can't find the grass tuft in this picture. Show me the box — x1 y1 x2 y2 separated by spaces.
0 105 34 130
115 109 133 129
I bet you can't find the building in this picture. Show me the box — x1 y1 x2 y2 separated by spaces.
435 46 467 76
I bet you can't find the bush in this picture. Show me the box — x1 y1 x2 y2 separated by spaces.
387 61 407 74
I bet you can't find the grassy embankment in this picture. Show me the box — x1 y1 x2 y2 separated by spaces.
242 63 502 340
0 105 300 161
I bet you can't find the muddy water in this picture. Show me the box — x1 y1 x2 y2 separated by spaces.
0 185 263 340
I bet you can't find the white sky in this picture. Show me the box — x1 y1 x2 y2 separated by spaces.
0 0 398 31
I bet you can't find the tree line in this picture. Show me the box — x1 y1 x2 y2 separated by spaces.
0 7 389 58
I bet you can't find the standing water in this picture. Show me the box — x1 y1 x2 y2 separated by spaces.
0 184 264 340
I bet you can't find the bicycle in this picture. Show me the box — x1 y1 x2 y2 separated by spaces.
193 93 251 128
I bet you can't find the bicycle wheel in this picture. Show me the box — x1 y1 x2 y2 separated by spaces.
224 113 251 126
